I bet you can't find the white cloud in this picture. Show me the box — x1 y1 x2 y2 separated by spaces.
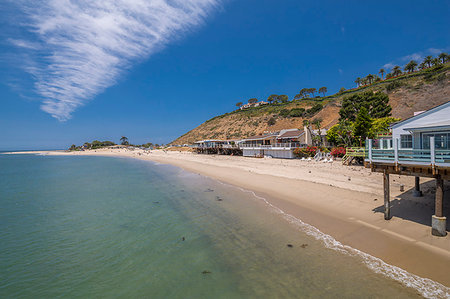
10 0 220 121
383 63 394 70
427 48 443 55
401 52 422 62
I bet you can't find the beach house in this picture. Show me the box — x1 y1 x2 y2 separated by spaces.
366 101 450 236
238 129 306 158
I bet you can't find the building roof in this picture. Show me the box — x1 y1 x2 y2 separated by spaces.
277 129 304 139
241 132 278 141
194 140 229 144
391 101 450 129
404 120 450 131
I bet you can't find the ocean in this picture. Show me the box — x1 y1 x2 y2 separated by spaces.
0 154 445 298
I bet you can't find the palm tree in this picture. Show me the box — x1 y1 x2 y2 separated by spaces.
438 52 449 64
236 101 243 108
354 77 361 87
120 136 129 145
423 56 433 68
404 60 418 73
418 62 427 70
318 87 327 97
431 58 441 67
366 74 374 84
379 69 385 80
392 66 402 77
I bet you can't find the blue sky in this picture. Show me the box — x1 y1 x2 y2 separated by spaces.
1 0 449 150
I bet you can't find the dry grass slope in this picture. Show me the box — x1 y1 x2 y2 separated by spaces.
172 65 450 145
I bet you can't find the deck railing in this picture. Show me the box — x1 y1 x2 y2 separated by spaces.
239 142 304 149
367 137 450 167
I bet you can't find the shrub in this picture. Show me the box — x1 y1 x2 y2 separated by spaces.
279 109 290 117
289 108 305 117
293 146 318 158
267 117 276 126
385 81 404 92
330 147 346 158
305 104 323 117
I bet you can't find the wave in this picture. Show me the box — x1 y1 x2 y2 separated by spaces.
217 181 450 299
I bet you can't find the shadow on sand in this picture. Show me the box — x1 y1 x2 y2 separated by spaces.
372 180 450 231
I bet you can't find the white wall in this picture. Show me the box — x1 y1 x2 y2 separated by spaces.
392 103 450 149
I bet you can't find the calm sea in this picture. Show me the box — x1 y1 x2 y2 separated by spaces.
0 154 446 298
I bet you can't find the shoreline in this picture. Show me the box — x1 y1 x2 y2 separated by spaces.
5 149 450 291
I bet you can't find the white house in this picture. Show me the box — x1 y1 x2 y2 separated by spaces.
391 101 450 151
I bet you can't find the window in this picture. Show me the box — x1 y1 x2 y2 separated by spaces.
400 134 413 149
423 132 450 149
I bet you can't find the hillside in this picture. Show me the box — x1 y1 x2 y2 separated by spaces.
172 64 450 145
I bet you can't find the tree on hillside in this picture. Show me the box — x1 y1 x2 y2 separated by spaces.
278 94 289 103
309 88 317 97
120 136 129 145
419 61 427 70
355 77 361 87
267 94 277 104
267 94 289 104
353 107 372 146
236 102 243 108
366 74 374 84
438 52 449 64
404 60 418 73
392 66 402 77
431 58 441 67
379 69 385 80
248 98 258 104
339 91 391 122
424 56 433 68
318 87 327 97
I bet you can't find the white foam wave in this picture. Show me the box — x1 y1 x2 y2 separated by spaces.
217 181 450 299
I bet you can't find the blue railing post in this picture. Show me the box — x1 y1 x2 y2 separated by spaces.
430 136 435 166
394 138 399 164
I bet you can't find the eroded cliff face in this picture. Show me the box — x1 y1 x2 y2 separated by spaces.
172 69 449 145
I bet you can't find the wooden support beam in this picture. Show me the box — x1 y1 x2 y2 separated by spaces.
413 176 423 197
383 170 391 220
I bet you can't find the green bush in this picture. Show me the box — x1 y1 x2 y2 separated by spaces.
279 109 290 117
305 104 323 117
267 117 276 126
289 108 305 117
385 81 404 92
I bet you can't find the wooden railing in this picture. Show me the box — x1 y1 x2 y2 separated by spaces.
367 137 450 167
239 142 303 149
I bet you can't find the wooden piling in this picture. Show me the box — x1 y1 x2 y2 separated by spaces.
413 176 423 197
383 170 390 220
435 175 444 218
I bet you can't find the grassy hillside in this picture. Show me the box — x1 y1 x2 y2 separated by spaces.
172 64 450 145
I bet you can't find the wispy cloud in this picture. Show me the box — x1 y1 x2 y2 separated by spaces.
400 52 423 62
9 0 220 120
383 47 448 70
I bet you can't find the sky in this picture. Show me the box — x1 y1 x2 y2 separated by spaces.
0 0 449 150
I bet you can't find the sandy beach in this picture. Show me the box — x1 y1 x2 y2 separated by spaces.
8 148 450 288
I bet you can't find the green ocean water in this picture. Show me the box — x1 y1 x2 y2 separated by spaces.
0 154 444 298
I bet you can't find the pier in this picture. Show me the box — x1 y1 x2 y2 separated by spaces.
366 137 450 236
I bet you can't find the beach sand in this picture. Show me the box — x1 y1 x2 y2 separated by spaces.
8 148 450 288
